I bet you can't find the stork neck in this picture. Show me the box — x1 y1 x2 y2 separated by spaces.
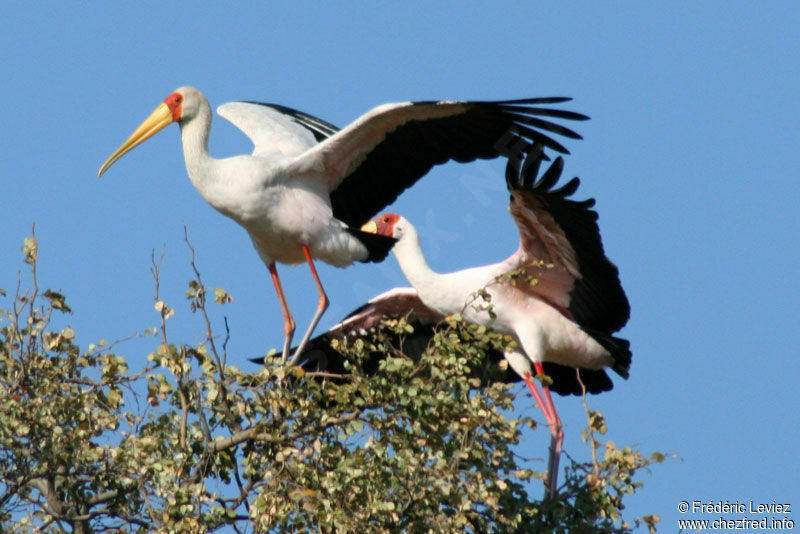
179 100 214 189
392 224 443 300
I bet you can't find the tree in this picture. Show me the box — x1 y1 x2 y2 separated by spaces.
0 233 663 533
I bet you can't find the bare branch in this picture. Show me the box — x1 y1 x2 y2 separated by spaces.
183 225 240 435
205 410 362 453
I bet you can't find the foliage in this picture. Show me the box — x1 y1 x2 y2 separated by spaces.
0 233 664 533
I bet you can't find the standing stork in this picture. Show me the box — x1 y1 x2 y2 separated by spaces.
97 86 587 363
361 148 631 498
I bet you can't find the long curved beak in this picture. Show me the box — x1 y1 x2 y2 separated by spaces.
98 103 174 177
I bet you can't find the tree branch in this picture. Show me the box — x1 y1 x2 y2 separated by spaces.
205 411 362 453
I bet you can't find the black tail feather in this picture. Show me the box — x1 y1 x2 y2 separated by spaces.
541 363 614 396
580 326 632 379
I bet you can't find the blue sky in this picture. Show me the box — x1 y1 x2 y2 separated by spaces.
2 2 798 529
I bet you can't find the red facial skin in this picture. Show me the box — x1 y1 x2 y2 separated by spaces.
374 213 400 237
164 92 183 122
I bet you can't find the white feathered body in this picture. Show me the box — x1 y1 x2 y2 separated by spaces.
391 220 613 371
177 94 369 267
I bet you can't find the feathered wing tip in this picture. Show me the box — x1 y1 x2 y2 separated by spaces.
505 143 631 334
493 99 590 155
505 142 550 192
346 227 397 263
505 143 566 193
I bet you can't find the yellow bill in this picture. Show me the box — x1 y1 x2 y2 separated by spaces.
361 220 378 234
98 103 174 177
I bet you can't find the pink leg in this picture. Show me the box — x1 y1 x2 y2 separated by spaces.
523 362 565 499
288 246 330 366
268 263 295 360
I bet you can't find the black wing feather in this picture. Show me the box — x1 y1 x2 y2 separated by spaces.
330 98 588 227
508 150 631 334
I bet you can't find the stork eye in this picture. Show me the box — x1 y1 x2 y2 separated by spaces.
174 96 183 103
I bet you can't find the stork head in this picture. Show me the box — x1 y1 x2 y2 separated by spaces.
97 86 203 177
362 213 408 240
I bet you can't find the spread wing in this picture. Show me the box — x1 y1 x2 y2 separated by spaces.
503 147 630 333
249 286 618 394
286 98 588 226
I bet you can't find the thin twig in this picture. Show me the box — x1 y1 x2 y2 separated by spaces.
222 316 231 367
183 225 240 434
150 246 189 449
27 225 39 323
205 410 362 453
304 371 352 380
150 246 168 346
182 226 223 370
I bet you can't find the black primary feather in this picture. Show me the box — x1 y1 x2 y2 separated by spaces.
507 149 631 334
330 98 589 227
